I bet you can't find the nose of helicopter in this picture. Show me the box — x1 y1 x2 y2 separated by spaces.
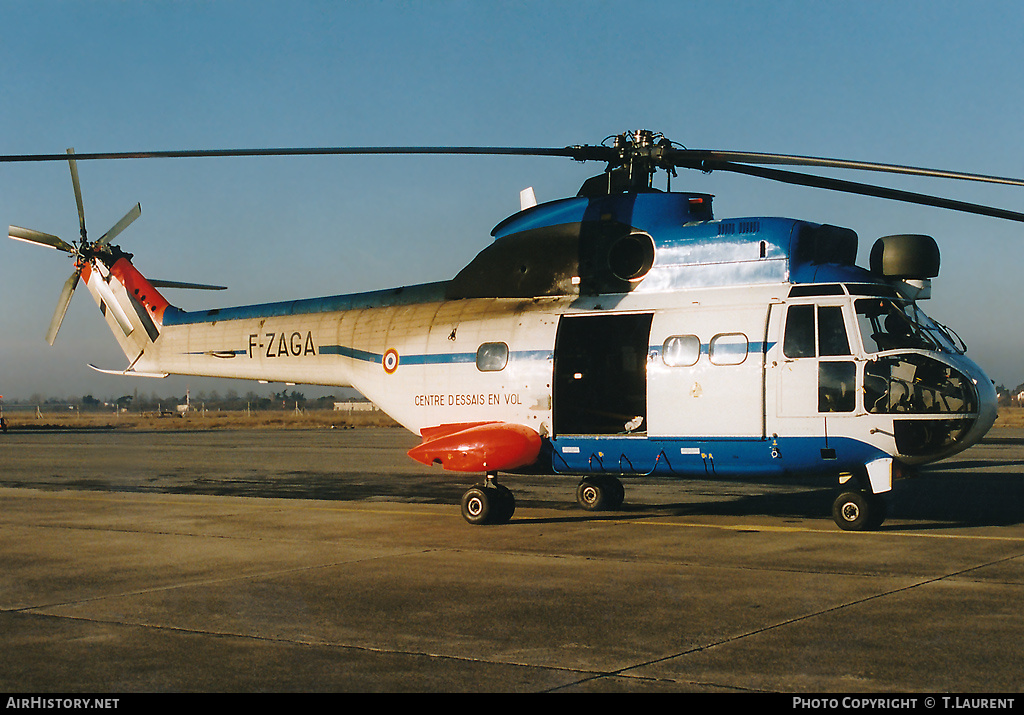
927 352 998 461
959 358 999 452
877 351 998 466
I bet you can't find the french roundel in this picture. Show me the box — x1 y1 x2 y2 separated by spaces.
382 348 399 374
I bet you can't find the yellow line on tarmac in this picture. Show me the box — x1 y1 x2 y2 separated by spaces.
622 517 1024 542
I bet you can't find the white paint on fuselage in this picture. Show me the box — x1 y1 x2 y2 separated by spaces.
92 264 994 467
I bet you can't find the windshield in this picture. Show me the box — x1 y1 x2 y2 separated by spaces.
854 298 962 354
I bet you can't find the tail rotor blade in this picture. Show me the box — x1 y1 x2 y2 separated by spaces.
9 226 75 253
46 269 81 345
67 148 87 242
149 278 226 290
96 203 141 247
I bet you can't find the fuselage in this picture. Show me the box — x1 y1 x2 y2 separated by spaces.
85 190 998 487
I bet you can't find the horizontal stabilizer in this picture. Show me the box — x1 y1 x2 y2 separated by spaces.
88 363 169 378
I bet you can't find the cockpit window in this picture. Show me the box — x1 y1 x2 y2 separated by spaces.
818 306 851 356
783 303 852 358
783 304 815 358
863 353 977 415
855 299 961 354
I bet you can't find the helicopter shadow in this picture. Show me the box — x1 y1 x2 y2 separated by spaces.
510 483 837 527
887 466 1024 528
510 470 1024 530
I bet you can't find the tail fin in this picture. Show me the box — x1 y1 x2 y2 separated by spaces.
81 248 171 358
80 249 226 370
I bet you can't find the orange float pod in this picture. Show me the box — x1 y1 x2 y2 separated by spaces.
407 421 543 473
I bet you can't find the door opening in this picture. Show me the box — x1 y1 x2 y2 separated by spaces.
553 313 653 435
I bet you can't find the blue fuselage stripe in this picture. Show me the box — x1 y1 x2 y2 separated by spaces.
318 345 381 362
316 346 550 366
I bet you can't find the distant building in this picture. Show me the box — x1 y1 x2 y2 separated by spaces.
334 401 378 412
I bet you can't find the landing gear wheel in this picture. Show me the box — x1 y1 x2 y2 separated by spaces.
832 490 887 531
576 475 624 511
606 476 625 509
460 483 515 525
492 483 516 524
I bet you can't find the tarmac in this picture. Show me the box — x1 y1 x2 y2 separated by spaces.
1 426 1023 693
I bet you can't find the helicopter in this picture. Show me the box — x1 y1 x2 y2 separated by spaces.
7 130 1024 531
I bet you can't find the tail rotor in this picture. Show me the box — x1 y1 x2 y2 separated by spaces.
8 148 142 344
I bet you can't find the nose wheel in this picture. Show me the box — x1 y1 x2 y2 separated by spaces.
832 490 887 531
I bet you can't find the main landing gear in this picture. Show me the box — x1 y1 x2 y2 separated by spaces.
460 473 516 525
459 473 627 525
575 474 625 511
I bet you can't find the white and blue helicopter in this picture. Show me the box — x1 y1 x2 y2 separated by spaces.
7 130 1024 530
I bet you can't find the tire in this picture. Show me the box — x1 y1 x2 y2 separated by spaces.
576 477 609 511
460 484 515 525
492 484 516 524
605 476 625 509
832 490 886 531
461 486 495 525
865 492 888 530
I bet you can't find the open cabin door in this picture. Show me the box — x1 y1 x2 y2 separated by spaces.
552 313 653 436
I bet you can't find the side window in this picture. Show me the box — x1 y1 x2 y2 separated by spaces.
662 335 700 367
819 361 856 412
476 342 509 372
783 304 815 358
709 333 748 366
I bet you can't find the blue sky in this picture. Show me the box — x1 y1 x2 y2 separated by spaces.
3 0 1024 400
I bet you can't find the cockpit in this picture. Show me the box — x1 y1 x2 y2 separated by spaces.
782 283 992 462
855 296 964 354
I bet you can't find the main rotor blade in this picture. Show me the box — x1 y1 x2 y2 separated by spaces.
96 203 141 247
702 160 1024 223
672 149 1024 188
6 140 1024 222
46 269 80 345
0 145 591 162
9 226 75 253
67 148 87 241
6 143 1020 187
4 142 1022 188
